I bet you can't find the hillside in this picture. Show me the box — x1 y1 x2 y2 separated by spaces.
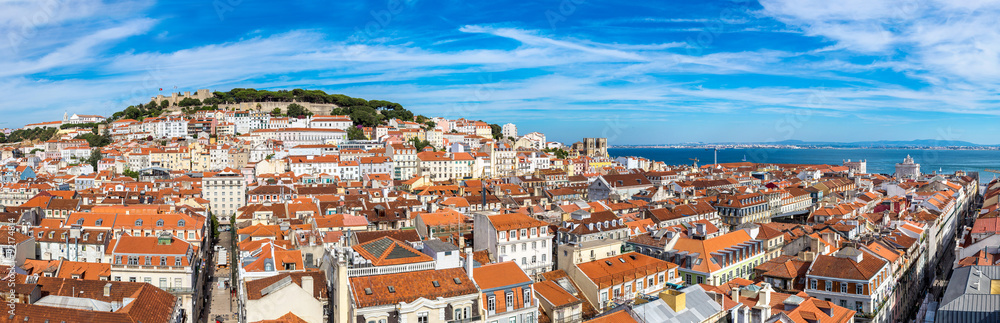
111 88 416 128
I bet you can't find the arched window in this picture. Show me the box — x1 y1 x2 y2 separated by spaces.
178 220 186 227
135 219 143 226
156 219 164 227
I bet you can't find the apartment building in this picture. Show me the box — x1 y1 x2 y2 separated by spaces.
805 247 892 323
568 252 678 312
110 232 197 317
474 212 554 277
473 261 539 323
203 168 247 217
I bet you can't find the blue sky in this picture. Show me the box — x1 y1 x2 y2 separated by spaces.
3 0 1000 145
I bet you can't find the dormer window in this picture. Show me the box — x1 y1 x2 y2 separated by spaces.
135 219 143 226
178 220 185 227
156 219 164 227
96 219 103 226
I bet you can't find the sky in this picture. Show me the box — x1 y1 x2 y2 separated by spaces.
3 0 1000 145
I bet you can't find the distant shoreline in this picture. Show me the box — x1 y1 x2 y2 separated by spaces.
609 146 1000 150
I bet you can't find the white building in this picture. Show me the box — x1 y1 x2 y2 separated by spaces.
502 123 517 138
203 168 247 217
33 227 110 263
473 212 554 277
895 155 920 179
110 232 196 317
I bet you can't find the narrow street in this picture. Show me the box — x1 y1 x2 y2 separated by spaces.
205 228 238 323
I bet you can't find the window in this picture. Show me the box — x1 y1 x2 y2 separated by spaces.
135 219 143 226
648 277 654 287
637 280 643 290
840 300 847 307
417 312 428 323
160 257 166 266
685 274 691 284
178 220 185 227
521 229 527 237
506 292 514 310
601 291 608 303
825 281 832 291
531 228 537 236
509 318 516 323
160 278 167 288
175 278 182 287
522 243 527 251
129 277 136 282
856 301 863 311
156 219 164 227
501 245 506 254
660 273 666 283
145 256 151 265
840 283 847 293
176 257 182 266
810 279 817 290
524 288 531 307
532 256 536 264
697 276 704 284
127 256 138 265
487 296 496 313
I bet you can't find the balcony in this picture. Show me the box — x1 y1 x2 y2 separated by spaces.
447 315 481 323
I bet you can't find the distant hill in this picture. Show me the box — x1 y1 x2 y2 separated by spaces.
772 139 982 147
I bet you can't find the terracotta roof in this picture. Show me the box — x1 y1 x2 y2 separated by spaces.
533 280 581 308
488 212 547 232
244 271 327 300
349 268 478 308
575 252 676 289
583 309 638 323
473 261 531 291
808 250 886 281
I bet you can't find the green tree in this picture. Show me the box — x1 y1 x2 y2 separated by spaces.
489 123 502 140
178 97 202 107
122 167 139 179
286 103 312 118
210 212 220 239
85 149 102 170
544 148 569 159
160 100 169 110
347 127 366 140
409 137 433 151
271 107 282 116
76 133 111 147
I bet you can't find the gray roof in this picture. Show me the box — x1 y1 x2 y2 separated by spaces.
423 239 459 252
936 265 1000 323
632 285 722 323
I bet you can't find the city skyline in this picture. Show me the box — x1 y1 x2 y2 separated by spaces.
4 0 1000 144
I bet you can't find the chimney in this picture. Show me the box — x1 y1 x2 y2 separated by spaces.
464 247 474 279
660 289 686 312
801 251 815 262
103 283 112 297
730 287 740 302
301 274 314 297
